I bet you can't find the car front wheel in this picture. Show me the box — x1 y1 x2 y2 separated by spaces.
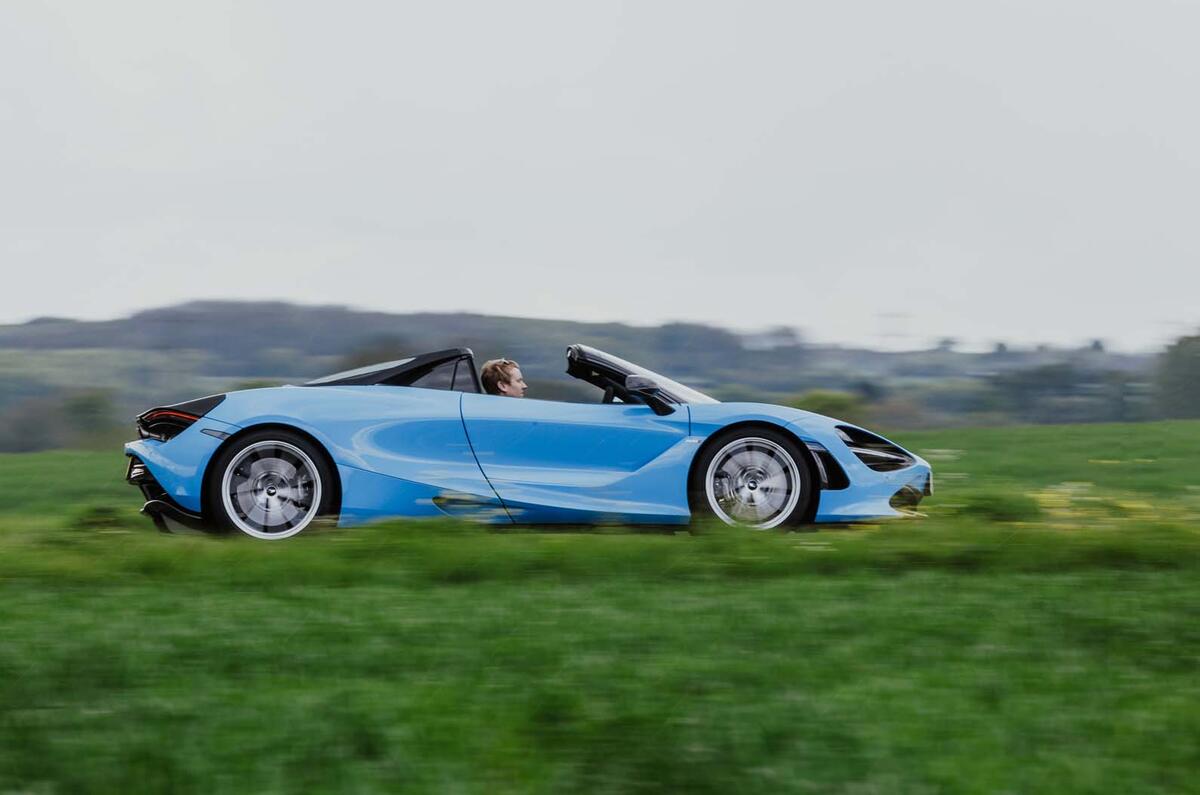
690 428 813 529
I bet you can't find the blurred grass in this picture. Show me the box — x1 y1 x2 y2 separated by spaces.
1 422 1199 793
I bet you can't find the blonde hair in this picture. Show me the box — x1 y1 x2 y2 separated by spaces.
481 358 520 395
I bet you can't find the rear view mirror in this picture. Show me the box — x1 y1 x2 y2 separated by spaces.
624 375 675 415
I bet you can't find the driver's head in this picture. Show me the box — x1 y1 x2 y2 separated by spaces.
481 358 527 397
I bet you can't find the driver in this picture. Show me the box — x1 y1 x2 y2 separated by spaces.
480 358 527 398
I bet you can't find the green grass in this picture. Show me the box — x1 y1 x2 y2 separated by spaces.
1 422 1199 793
905 420 1200 499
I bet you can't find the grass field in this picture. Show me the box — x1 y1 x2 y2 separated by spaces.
1 422 1199 793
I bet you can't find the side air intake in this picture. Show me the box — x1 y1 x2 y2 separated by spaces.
835 426 915 472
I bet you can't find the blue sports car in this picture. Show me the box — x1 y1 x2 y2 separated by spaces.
124 345 932 539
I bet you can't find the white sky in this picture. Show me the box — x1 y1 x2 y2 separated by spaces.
1 0 1197 351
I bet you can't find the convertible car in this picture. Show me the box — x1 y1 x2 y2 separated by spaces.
124 345 932 539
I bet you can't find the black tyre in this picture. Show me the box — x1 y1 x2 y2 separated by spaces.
205 429 336 540
689 427 814 529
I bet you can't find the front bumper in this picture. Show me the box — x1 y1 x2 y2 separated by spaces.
789 420 933 523
812 462 933 522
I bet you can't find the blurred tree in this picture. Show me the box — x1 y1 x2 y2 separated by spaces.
851 380 886 402
989 363 1081 419
650 324 742 370
1157 335 1200 418
749 326 804 349
787 390 868 424
0 395 66 451
337 335 412 371
868 397 933 429
252 347 312 379
915 380 998 415
1101 371 1143 422
229 379 287 391
61 389 117 438
61 389 124 449
770 326 803 347
0 375 56 415
709 384 772 403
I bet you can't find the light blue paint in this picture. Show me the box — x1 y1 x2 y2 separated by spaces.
124 378 931 528
687 402 932 522
207 385 502 504
336 464 509 527
123 416 240 512
461 394 694 523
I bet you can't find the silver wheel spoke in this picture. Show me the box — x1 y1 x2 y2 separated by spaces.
245 503 270 527
221 440 323 540
247 459 272 479
277 500 300 524
719 456 745 479
272 459 299 482
703 436 802 530
746 450 773 472
758 472 788 492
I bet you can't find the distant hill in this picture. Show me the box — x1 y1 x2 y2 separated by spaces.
0 301 1162 446
0 300 1152 377
0 301 729 379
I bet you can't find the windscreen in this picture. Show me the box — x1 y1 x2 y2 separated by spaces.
575 345 718 404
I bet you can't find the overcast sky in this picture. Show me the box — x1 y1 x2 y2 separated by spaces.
1 1 1197 351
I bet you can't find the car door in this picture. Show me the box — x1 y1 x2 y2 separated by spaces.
276 383 509 524
459 394 696 524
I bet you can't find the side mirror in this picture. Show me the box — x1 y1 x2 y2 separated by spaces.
624 375 676 415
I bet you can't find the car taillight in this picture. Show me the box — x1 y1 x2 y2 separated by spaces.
136 409 200 441
133 394 226 442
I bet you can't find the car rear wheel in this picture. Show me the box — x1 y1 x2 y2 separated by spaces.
690 428 813 529
206 430 334 540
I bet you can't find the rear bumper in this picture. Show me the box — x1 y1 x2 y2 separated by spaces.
123 416 239 533
125 454 210 533
123 417 238 510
